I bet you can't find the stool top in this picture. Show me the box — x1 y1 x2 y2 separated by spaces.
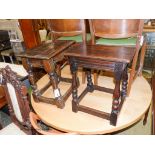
16 40 75 60
64 43 136 63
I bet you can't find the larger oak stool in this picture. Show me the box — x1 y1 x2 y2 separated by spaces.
64 43 136 126
16 40 75 109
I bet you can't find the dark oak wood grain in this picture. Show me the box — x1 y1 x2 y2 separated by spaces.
65 43 132 126
65 43 135 63
17 40 74 60
17 40 75 109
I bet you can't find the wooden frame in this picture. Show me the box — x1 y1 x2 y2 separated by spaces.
48 19 87 44
0 66 32 134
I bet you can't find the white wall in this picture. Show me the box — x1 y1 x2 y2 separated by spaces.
0 19 23 41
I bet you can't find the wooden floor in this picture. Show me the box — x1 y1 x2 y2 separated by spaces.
31 65 152 134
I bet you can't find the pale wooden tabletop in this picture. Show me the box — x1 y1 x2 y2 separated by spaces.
31 66 152 134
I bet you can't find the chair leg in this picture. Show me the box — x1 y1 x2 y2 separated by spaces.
127 67 134 96
10 56 14 64
127 47 140 96
94 70 98 85
138 41 147 76
2 56 5 62
143 106 150 125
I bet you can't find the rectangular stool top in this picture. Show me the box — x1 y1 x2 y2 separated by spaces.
16 40 75 60
64 43 136 63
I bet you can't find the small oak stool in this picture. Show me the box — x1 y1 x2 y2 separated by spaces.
1 49 14 64
65 43 136 126
16 40 75 109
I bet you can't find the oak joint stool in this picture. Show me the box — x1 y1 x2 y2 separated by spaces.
16 40 75 109
65 43 135 126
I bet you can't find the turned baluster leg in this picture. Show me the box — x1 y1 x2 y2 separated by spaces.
43 60 64 109
70 61 78 112
121 66 128 98
87 69 94 92
110 63 123 126
22 58 40 102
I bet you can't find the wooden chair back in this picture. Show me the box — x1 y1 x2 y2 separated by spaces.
89 19 143 39
0 65 32 134
48 19 87 44
89 19 144 52
89 19 145 95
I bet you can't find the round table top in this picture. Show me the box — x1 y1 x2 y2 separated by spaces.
31 66 152 134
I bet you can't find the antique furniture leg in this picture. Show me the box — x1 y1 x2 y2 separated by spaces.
138 39 147 76
43 60 64 109
110 63 123 126
70 61 78 112
22 58 40 102
143 107 150 125
121 67 128 99
119 66 128 112
87 69 94 92
127 45 140 96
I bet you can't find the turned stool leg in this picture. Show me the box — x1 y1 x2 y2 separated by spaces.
87 69 94 92
43 60 64 109
70 62 78 112
110 63 123 126
22 58 40 102
121 67 128 98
